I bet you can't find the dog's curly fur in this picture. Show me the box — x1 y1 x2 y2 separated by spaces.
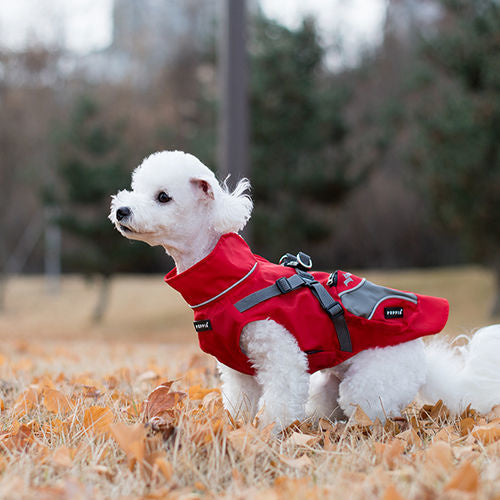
110 150 500 430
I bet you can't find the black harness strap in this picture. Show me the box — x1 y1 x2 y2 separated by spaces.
234 268 353 353
234 274 304 312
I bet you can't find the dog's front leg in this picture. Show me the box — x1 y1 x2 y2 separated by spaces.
306 368 345 421
241 319 310 431
218 362 261 420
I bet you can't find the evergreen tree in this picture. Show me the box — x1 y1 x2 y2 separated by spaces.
250 17 376 264
410 0 500 314
53 95 157 321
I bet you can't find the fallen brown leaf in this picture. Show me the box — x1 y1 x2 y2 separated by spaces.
137 370 160 383
318 418 336 432
433 425 460 442
286 431 320 448
188 384 220 400
279 420 302 438
109 422 147 464
396 428 421 447
191 418 225 446
421 400 449 421
279 454 312 469
43 389 72 414
44 417 68 437
152 456 173 481
486 405 500 420
381 483 406 500
352 405 373 426
374 439 406 468
83 406 114 435
81 386 101 399
52 446 74 468
91 465 113 480
460 404 479 421
453 444 481 463
444 461 479 493
144 382 185 426
1 424 32 452
13 387 39 416
424 441 454 471
471 422 500 445
228 425 269 454
459 417 475 436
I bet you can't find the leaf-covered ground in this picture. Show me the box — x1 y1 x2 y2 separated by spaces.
0 339 498 499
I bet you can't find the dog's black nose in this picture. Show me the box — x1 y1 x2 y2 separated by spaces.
116 207 131 221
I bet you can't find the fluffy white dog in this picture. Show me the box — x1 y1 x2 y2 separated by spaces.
110 150 500 430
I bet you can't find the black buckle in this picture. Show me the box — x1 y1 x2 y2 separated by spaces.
296 269 316 284
279 251 313 272
276 277 292 294
297 252 312 270
326 302 343 318
327 271 338 287
279 253 296 267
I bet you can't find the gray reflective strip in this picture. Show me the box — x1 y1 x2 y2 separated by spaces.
338 278 366 297
189 262 258 309
340 279 417 319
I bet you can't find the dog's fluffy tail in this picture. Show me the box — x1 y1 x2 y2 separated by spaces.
421 324 500 414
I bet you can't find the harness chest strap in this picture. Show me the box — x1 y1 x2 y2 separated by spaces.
234 269 353 353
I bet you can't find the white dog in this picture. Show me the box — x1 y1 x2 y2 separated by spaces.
110 150 500 429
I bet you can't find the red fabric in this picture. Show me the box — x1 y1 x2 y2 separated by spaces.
165 233 449 376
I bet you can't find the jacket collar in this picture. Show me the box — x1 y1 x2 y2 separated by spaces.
164 233 257 309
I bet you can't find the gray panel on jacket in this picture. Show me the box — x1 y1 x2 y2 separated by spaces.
340 279 417 320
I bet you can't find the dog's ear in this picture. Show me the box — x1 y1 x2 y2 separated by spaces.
213 178 253 233
190 177 215 200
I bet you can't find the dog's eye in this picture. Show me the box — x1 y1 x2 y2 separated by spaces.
157 191 172 203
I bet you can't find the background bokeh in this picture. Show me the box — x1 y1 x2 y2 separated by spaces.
0 0 499 321
0 5 499 498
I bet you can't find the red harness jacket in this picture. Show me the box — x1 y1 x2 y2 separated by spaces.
165 233 449 376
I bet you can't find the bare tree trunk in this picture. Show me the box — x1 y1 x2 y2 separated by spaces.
5 218 42 274
45 206 61 294
0 239 7 312
0 218 42 312
92 275 111 324
218 0 250 242
492 264 500 317
0 271 8 313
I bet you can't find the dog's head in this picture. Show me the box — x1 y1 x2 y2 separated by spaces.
109 151 253 248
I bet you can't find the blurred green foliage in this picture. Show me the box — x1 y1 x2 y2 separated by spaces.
47 1 499 304
411 0 500 271
250 17 379 262
54 95 159 277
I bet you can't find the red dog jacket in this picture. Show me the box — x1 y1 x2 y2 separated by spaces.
165 233 449 376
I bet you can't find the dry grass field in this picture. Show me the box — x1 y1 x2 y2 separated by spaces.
0 267 498 499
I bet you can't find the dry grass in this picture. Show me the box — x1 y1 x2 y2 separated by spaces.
0 339 498 499
0 274 193 343
1 266 498 343
0 268 498 499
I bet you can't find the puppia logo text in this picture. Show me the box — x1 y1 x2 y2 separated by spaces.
193 320 213 332
384 307 404 319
